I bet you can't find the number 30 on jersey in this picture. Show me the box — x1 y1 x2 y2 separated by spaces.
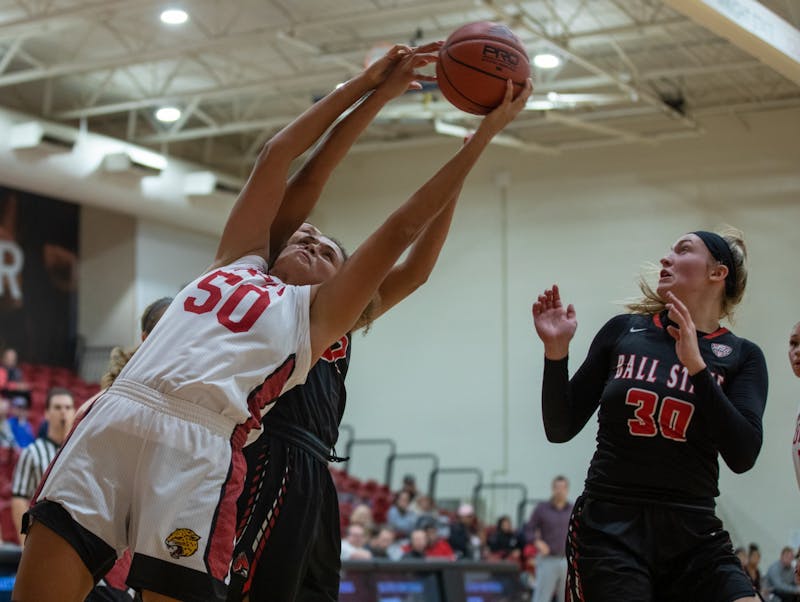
625 388 694 442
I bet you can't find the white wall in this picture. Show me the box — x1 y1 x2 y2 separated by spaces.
315 107 800 560
78 206 137 347
134 219 217 321
78 210 216 347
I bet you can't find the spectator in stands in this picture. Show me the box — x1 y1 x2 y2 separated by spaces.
387 490 417 537
7 395 34 448
403 529 428 560
0 348 24 386
413 494 444 527
10 387 75 543
0 397 16 448
367 526 402 560
448 503 480 560
487 515 522 561
765 546 800 601
341 524 373 561
736 546 748 568
746 543 763 592
418 516 456 560
349 503 375 534
525 475 572 602
401 474 419 501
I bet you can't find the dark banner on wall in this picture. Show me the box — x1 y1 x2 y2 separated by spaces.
0 186 79 367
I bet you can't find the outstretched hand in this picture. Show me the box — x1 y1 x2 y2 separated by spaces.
373 45 441 100
532 284 576 360
664 291 706 375
364 42 442 92
362 44 411 87
478 78 533 137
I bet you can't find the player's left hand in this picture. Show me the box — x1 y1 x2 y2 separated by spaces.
362 44 412 87
665 291 706 375
374 49 439 99
364 42 442 90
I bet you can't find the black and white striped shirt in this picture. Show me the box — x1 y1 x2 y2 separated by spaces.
11 437 59 499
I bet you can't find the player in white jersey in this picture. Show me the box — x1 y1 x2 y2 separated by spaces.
790 322 800 492
13 44 532 602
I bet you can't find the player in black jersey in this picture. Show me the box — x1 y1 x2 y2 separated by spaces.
532 228 766 602
223 56 462 602
226 213 459 602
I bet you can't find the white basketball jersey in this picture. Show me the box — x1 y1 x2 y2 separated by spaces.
118 255 311 426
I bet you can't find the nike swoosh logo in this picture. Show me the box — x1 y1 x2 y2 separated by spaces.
629 327 647 333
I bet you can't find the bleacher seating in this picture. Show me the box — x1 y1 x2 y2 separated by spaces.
330 467 395 530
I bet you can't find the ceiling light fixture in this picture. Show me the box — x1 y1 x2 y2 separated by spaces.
155 107 182 123
160 9 188 25
533 53 561 69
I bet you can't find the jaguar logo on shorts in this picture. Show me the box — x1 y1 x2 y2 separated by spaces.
711 343 733 358
232 552 250 578
165 528 201 559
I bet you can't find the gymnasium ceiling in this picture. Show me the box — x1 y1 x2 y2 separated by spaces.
0 0 799 181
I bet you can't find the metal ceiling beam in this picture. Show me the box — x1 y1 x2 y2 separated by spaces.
0 37 23 74
53 70 341 120
556 128 702 151
0 0 165 42
289 0 477 33
0 0 477 89
511 5 699 129
136 116 293 144
544 111 649 143
663 0 800 85
543 59 761 92
53 53 763 123
0 28 278 88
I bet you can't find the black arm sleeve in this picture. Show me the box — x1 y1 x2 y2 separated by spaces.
689 340 768 473
541 315 628 443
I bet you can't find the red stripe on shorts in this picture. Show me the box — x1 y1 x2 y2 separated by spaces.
206 429 247 582
206 356 297 581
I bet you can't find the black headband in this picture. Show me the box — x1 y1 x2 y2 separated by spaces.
692 231 737 298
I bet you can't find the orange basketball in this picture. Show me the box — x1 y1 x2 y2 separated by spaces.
436 21 530 115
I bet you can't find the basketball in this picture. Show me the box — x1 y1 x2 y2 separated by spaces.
436 21 530 115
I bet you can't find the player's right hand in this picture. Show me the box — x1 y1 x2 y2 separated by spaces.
532 284 576 360
478 78 532 136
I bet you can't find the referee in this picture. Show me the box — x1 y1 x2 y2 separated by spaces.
11 387 75 543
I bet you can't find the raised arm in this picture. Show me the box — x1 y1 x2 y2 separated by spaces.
269 42 441 260
356 187 459 328
688 344 767 473
534 287 624 442
308 77 532 360
213 45 414 268
665 292 767 473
